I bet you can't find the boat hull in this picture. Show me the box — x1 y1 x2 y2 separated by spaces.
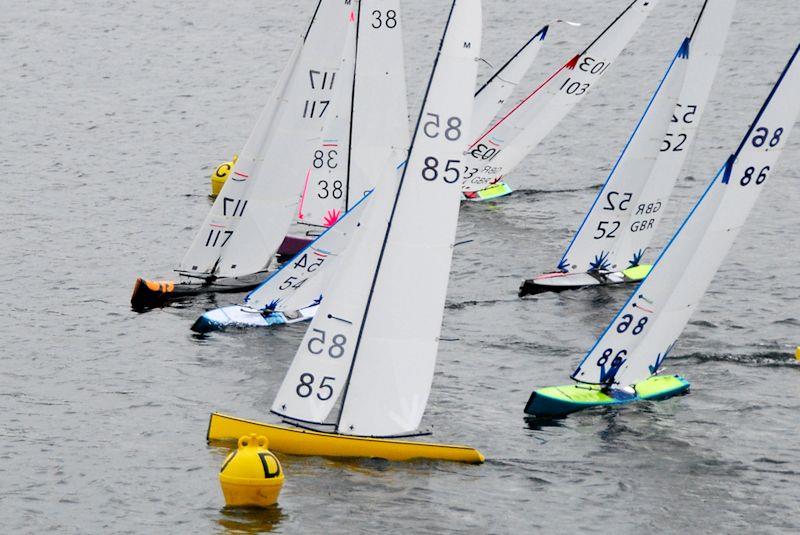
519 264 652 297
524 374 690 418
131 274 266 311
462 180 513 202
191 304 318 333
277 235 314 259
207 413 485 464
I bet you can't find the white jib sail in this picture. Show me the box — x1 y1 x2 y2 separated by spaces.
612 0 736 269
243 190 373 313
270 0 412 426
469 24 549 138
336 0 482 437
295 10 359 231
571 44 800 387
557 38 690 274
461 0 658 193
178 4 317 277
213 2 355 278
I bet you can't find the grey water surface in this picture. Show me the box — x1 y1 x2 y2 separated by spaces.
2 0 799 533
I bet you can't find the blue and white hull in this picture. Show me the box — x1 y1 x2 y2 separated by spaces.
191 304 319 333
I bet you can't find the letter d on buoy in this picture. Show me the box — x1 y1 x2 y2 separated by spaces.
219 434 284 508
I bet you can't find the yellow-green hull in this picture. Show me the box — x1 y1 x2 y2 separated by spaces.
207 413 485 464
524 374 690 417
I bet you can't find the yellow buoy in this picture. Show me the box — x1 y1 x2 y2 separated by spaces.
795 346 800 361
210 154 238 198
219 434 284 508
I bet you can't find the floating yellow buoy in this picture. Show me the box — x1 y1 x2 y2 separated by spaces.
210 155 238 198
219 434 283 508
795 346 800 361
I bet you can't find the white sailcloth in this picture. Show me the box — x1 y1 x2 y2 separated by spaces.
178 5 315 276
612 0 736 269
347 0 410 207
470 24 549 138
557 38 689 273
461 0 658 193
212 2 355 278
270 0 411 426
336 0 481 437
243 190 373 313
572 44 800 387
295 13 358 231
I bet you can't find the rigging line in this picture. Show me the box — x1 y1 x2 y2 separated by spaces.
558 41 687 268
334 0 460 432
730 43 799 161
473 25 548 98
688 0 709 40
302 0 324 42
344 1 362 212
468 54 573 149
579 0 637 55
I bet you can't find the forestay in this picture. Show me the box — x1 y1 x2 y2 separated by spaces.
572 44 800 387
557 38 689 274
469 24 549 138
336 0 481 437
244 191 373 313
461 0 658 193
612 0 736 270
212 1 355 279
270 0 412 427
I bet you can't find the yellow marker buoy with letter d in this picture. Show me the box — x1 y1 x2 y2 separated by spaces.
211 154 238 198
219 434 284 508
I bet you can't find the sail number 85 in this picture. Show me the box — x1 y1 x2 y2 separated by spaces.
308 328 347 358
423 113 462 141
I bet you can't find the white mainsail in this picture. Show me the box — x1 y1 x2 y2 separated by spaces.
470 24 549 138
243 191 373 313
270 0 412 426
293 0 409 232
178 5 316 277
214 2 355 278
336 0 481 437
181 0 353 277
571 43 800 387
295 12 359 231
346 0 410 207
461 0 658 193
557 38 690 273
612 0 735 268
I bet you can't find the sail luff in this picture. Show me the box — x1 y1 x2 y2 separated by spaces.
557 39 689 273
335 0 482 437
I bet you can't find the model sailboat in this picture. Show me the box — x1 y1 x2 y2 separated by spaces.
131 1 353 310
208 0 485 463
461 0 658 200
525 42 800 417
520 0 735 296
191 0 410 332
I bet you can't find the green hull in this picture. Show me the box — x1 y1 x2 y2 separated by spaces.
463 181 513 201
524 374 690 417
